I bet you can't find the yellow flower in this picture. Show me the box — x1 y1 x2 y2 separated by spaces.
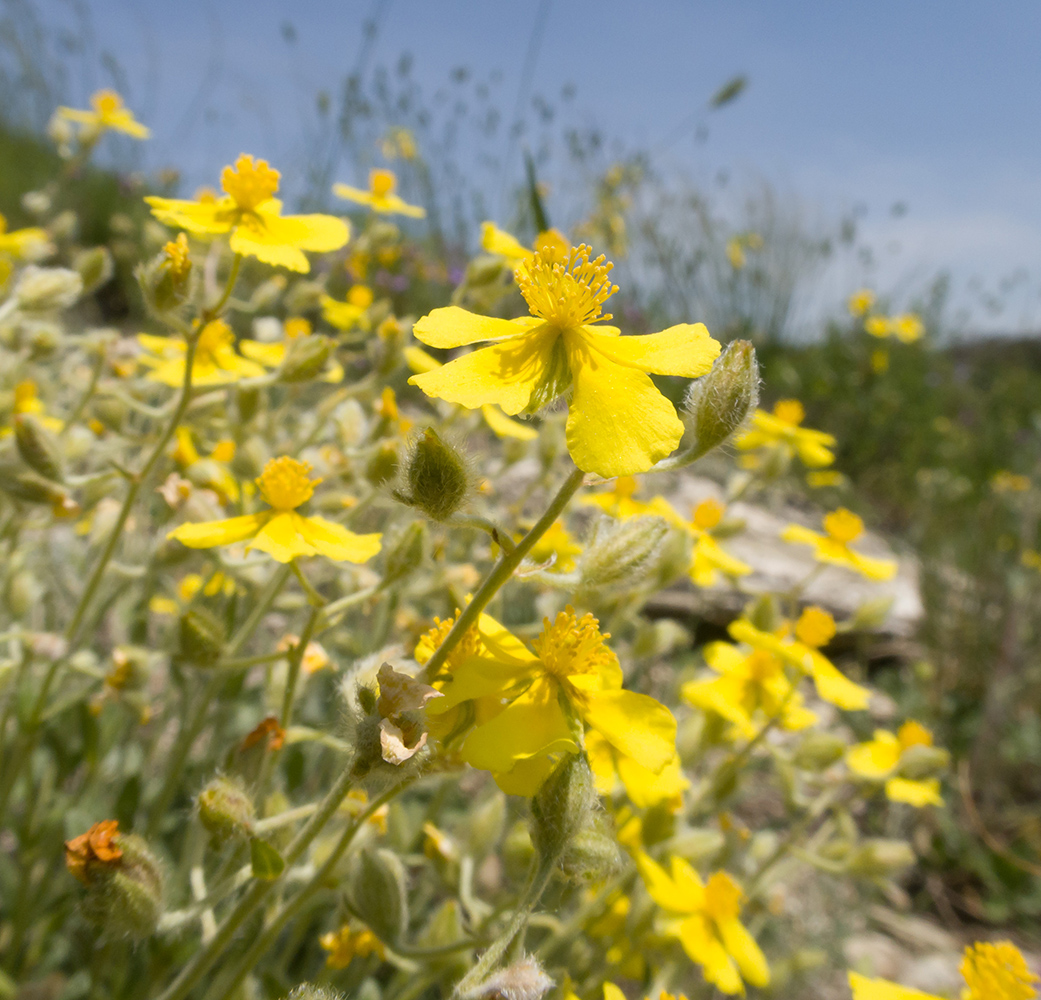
782 508 897 581
410 244 719 476
239 317 343 383
526 520 583 572
849 940 1037 1000
636 852 770 995
892 313 924 343
846 720 943 806
581 476 681 522
725 238 747 270
2 380 63 435
728 607 872 710
848 289 876 317
403 344 539 441
321 285 375 332
686 499 752 587
422 821 458 861
0 213 49 260
334 168 425 218
682 642 817 740
319 923 385 970
57 89 150 139
137 319 266 387
167 456 382 564
480 222 570 272
992 470 1031 493
171 428 239 503
586 728 689 809
424 606 677 796
736 399 836 469
146 154 349 273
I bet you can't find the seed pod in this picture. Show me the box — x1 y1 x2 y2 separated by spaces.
14 413 63 481
792 732 847 772
897 744 949 780
197 775 256 844
80 833 164 939
347 848 408 945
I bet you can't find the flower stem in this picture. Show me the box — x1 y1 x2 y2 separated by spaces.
420 466 585 682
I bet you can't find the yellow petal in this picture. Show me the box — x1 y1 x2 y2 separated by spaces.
409 327 557 415
481 404 539 440
849 550 899 581
847 732 901 778
806 650 872 710
492 753 562 796
238 340 285 367
145 196 233 235
582 322 720 377
564 332 685 477
678 915 743 995
581 688 676 774
296 515 382 563
481 222 530 260
717 916 770 988
247 511 316 563
403 345 442 374
702 642 747 676
461 676 576 772
848 971 941 1000
885 777 943 807
781 524 825 548
167 512 269 548
616 750 689 809
635 851 692 912
413 305 532 348
332 183 374 206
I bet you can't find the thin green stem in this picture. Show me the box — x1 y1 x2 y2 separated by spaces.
279 605 321 729
201 253 243 322
420 466 585 683
60 345 107 437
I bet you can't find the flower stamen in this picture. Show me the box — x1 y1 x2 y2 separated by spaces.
516 244 618 330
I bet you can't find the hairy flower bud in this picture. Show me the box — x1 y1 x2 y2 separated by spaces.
393 428 473 521
347 848 408 945
683 339 759 456
0 464 76 513
14 265 83 312
558 823 622 884
576 516 669 592
197 775 256 844
74 246 115 294
896 743 949 780
136 235 193 315
530 753 596 863
14 413 63 481
279 334 333 383
792 732 847 772
459 956 554 1000
177 608 224 667
846 838 915 878
77 831 164 939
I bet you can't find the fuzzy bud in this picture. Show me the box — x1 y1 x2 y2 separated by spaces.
459 956 554 1000
382 521 427 584
792 732 847 771
846 838 915 878
197 776 256 844
13 413 63 481
284 989 347 1000
136 236 192 315
279 334 333 383
558 823 622 883
393 428 472 521
0 465 76 512
576 516 669 592
177 608 224 667
74 246 115 295
851 596 896 631
347 848 408 945
896 744 949 780
365 441 399 487
683 339 759 455
746 593 780 634
79 832 164 939
14 266 82 312
530 753 596 863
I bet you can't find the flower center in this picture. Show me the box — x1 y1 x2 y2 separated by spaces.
370 169 396 198
92 90 123 116
196 319 235 362
703 871 743 921
773 399 805 426
794 606 836 648
163 233 191 281
284 317 311 340
960 942 1039 1000
897 720 933 751
256 456 321 511
823 508 863 544
692 498 724 531
222 154 281 211
517 244 618 330
533 607 616 682
348 284 374 308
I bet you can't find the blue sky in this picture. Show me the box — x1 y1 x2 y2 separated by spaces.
51 1 1041 332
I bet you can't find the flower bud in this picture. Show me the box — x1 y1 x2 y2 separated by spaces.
846 838 915 878
136 235 192 315
197 775 256 845
14 265 83 312
792 732 847 771
284 988 347 1000
14 413 63 482
393 428 473 521
347 848 408 945
382 520 427 584
74 246 114 294
896 744 949 780
78 832 164 939
683 340 759 456
0 465 76 512
851 595 895 631
279 334 333 383
558 824 622 884
576 516 669 592
746 593 780 634
92 396 126 433
365 441 399 486
530 753 595 863
177 608 224 667
284 278 324 314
